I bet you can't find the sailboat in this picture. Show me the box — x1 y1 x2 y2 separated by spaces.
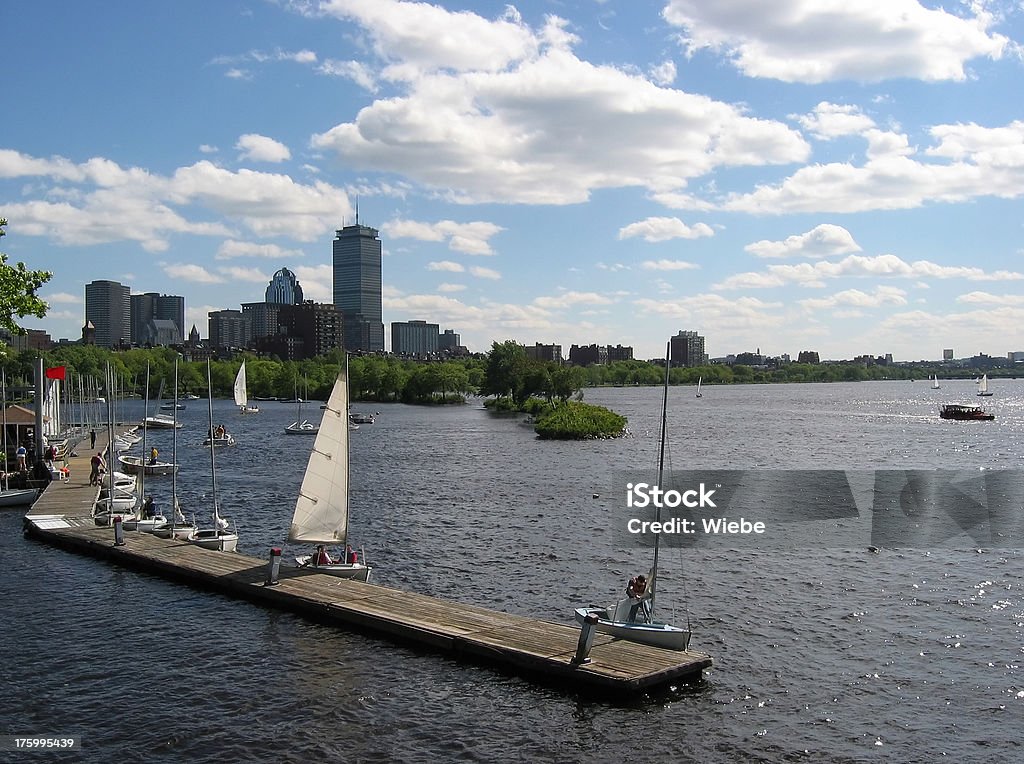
285 378 318 435
0 371 39 507
186 361 238 552
977 374 993 397
289 361 371 581
122 364 162 533
153 358 197 540
234 360 259 414
573 339 691 651
695 376 703 398
931 375 940 390
93 364 140 526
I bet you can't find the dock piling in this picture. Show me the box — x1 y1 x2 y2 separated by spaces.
113 515 125 546
265 547 282 586
572 612 599 665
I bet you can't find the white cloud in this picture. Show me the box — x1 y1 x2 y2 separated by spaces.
532 291 614 309
215 240 306 260
795 102 876 139
955 291 1024 306
293 264 333 302
317 59 378 91
469 265 501 280
640 259 700 271
309 3 808 205
798 286 908 311
649 60 677 86
437 282 466 293
745 224 861 259
619 216 714 242
427 260 464 272
716 254 1024 290
162 263 224 283
662 0 1009 83
216 265 270 283
235 134 291 163
383 218 504 255
39 291 81 304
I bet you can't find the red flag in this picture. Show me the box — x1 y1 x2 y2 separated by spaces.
45 366 66 380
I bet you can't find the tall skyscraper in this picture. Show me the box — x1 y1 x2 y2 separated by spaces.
333 222 384 352
130 292 184 345
208 309 251 349
85 280 131 348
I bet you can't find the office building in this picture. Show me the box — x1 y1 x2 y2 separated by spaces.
85 280 131 348
669 330 707 367
265 267 304 305
208 309 251 349
130 292 184 346
525 343 562 364
333 223 384 352
258 302 344 360
391 320 439 356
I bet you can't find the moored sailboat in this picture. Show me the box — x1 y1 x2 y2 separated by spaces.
290 361 371 581
977 374 993 396
574 339 691 651
186 361 238 552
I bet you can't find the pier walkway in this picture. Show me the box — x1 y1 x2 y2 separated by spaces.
23 439 712 694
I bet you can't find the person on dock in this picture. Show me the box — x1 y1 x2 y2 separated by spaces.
16 445 27 472
148 446 159 466
89 453 105 485
626 574 651 623
90 428 96 449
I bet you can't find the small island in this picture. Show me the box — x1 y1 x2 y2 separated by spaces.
482 340 628 440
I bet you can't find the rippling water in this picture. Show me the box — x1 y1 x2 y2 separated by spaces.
3 380 1023 762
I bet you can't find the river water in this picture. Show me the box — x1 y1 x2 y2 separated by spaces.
2 380 1023 762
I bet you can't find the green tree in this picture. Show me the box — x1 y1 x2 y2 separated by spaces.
482 340 529 401
0 219 52 335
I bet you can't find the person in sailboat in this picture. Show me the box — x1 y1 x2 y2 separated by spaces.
345 545 358 564
142 496 155 519
311 544 334 566
626 574 652 623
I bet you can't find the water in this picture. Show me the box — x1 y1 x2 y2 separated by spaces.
3 381 1023 762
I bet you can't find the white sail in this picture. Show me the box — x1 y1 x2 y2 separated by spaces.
233 362 248 408
288 369 349 544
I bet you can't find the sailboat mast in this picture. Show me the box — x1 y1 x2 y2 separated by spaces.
207 361 220 525
140 363 149 503
650 340 671 617
171 358 179 533
2 370 8 490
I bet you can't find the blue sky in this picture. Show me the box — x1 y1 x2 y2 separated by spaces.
2 0 1023 361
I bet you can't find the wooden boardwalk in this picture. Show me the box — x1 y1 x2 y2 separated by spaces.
23 453 713 694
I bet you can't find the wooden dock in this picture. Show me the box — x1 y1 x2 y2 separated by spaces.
23 453 713 694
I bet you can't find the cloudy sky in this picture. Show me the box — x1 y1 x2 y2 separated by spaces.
2 0 1023 360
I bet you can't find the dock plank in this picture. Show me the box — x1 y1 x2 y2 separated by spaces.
23 478 712 694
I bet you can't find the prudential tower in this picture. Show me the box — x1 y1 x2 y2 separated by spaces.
332 218 384 352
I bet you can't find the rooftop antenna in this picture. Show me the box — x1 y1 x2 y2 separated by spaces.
355 196 360 226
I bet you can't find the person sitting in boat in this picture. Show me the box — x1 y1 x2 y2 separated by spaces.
345 545 358 564
626 575 651 623
148 446 159 465
314 544 334 566
142 496 155 519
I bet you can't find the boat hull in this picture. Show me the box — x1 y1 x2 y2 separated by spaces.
118 455 179 475
285 421 319 435
186 529 238 552
295 556 371 582
0 488 39 507
574 607 691 651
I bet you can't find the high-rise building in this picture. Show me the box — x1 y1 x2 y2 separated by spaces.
265 267 304 304
391 320 439 356
669 330 707 367
525 343 562 363
85 280 131 348
259 302 344 360
943 349 954 361
333 223 384 352
438 329 461 352
130 292 184 345
208 309 251 349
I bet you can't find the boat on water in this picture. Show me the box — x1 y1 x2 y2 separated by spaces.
285 381 318 434
186 361 238 552
977 374 993 397
573 338 691 651
118 453 178 476
349 412 375 424
931 375 940 390
695 376 703 398
290 361 371 581
152 359 197 540
940 404 994 421
139 413 182 430
234 361 259 414
159 402 186 411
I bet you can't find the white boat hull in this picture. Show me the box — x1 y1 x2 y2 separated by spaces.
186 528 238 552
0 488 39 507
202 435 236 447
295 556 371 582
151 523 197 540
574 607 691 651
285 421 319 434
118 455 178 476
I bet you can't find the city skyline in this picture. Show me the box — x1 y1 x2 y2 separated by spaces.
2 1 1023 361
